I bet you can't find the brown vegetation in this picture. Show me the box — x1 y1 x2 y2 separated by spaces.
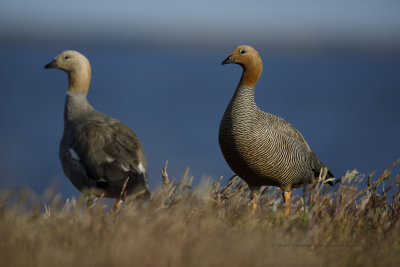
1 160 400 267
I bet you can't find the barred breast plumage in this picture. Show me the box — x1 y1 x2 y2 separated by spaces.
219 45 334 215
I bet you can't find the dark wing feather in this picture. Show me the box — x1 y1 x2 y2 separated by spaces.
71 116 146 189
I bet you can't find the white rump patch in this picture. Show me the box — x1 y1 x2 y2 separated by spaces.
138 162 146 174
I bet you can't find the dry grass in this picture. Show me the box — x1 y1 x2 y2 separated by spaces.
1 160 400 267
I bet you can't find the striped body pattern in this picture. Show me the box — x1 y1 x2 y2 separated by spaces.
219 45 333 194
219 85 323 191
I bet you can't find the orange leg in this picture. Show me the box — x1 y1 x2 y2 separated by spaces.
112 199 123 214
252 191 259 215
283 191 291 216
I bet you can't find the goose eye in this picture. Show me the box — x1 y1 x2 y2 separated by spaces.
240 50 246 54
64 55 70 60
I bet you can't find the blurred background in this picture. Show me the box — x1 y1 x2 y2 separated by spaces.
0 0 399 198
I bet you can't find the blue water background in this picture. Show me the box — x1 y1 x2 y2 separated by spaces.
0 44 399 198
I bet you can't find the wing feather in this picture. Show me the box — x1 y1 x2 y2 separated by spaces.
71 116 146 188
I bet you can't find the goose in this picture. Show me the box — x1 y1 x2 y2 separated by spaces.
219 45 334 215
45 50 150 201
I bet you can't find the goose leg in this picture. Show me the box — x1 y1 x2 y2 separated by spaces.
251 191 259 215
283 191 291 216
112 199 123 214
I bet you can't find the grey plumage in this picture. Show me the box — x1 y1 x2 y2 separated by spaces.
219 45 334 198
46 50 149 199
219 85 332 191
